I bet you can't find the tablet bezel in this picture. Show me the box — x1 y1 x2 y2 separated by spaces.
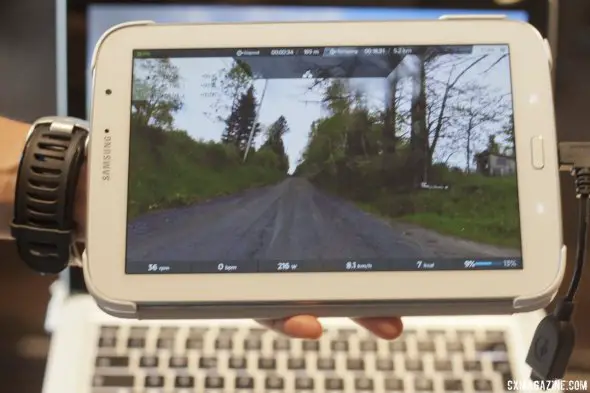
87 20 562 305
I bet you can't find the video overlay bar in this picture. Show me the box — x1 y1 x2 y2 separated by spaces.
133 45 490 80
127 258 523 274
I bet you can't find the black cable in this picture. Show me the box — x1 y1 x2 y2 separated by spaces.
526 167 590 382
565 195 590 303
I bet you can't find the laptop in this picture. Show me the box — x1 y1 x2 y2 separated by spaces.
43 1 559 392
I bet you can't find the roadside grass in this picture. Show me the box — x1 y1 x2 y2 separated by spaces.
356 174 521 249
127 127 286 220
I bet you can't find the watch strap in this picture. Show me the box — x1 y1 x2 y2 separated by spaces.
11 117 89 274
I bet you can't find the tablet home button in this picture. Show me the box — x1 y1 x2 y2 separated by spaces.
531 136 545 169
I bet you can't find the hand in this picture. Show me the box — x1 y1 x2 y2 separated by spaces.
256 316 403 340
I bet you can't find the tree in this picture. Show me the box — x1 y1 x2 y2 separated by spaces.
203 59 254 123
425 54 489 176
262 116 290 172
221 86 261 153
451 84 506 173
131 58 184 130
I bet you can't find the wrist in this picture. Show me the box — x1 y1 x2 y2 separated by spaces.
0 118 29 240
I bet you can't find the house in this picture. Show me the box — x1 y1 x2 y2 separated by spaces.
475 151 516 176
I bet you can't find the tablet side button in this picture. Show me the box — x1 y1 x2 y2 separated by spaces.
531 136 545 169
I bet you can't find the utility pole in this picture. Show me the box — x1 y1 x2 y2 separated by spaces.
243 79 268 162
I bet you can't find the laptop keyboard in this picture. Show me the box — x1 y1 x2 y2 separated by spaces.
92 324 513 392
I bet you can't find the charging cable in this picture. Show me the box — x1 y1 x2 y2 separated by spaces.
526 143 590 382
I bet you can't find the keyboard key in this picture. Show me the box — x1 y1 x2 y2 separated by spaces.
95 356 129 368
474 378 493 391
325 377 344 390
427 329 446 336
144 375 164 387
98 337 116 348
188 327 208 336
338 328 357 336
199 356 217 369
92 375 134 387
492 361 513 387
389 340 407 351
360 340 377 352
219 327 238 335
384 377 404 391
486 330 505 341
288 358 306 370
476 341 507 352
405 358 423 371
205 376 224 389
456 329 474 338
414 377 434 391
100 326 119 336
317 357 335 370
158 326 178 337
228 356 247 369
444 379 464 391
235 376 254 389
347 358 365 370
265 376 284 390
302 340 320 351
434 359 453 371
244 337 262 350
417 340 436 352
355 377 374 391
446 341 464 352
376 358 394 371
215 336 233 350
295 377 314 390
186 337 204 350
139 356 158 368
128 326 148 336
463 360 482 371
156 338 174 349
249 327 267 335
331 339 349 351
127 337 145 348
492 361 512 374
175 375 194 388
273 338 291 350
258 357 276 370
169 356 188 368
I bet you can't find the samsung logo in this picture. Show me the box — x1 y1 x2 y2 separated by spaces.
102 136 112 181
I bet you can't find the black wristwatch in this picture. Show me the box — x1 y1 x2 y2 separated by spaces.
10 116 89 274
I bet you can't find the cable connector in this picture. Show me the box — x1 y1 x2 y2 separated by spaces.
526 142 590 382
558 142 590 197
526 299 576 382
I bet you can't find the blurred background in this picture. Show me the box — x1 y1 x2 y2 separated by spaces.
1 0 589 391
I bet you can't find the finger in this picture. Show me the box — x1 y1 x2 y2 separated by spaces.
353 317 403 340
255 315 323 339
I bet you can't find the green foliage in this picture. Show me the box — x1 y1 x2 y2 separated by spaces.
261 116 290 173
132 58 184 130
128 121 287 219
221 85 261 153
296 79 520 248
371 172 520 248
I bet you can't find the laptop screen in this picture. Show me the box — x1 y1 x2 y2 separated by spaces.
67 1 533 292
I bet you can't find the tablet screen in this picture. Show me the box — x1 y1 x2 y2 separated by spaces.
125 43 523 274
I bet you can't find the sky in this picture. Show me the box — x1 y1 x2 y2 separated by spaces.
133 48 513 173
89 5 526 172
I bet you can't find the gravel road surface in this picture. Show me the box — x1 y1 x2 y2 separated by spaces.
127 177 520 263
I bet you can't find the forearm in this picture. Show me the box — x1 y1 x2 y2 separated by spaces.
0 116 87 241
0 117 29 239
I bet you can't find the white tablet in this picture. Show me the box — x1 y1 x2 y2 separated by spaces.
86 19 565 319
